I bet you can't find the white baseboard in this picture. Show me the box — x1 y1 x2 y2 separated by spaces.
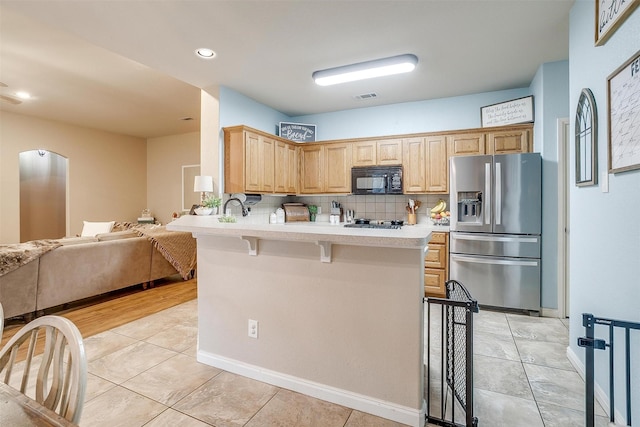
566 346 626 424
541 307 559 318
197 350 426 427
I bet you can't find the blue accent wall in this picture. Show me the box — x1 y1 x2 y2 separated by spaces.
568 1 639 423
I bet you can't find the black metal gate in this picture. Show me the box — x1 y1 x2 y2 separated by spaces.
425 280 478 427
578 313 640 427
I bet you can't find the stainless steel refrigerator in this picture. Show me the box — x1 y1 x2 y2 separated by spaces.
449 152 541 313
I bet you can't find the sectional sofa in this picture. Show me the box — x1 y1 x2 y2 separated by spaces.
0 229 184 320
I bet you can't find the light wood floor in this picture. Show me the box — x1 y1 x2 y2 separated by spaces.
1 276 197 349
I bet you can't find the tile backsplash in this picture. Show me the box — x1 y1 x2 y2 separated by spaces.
226 194 450 225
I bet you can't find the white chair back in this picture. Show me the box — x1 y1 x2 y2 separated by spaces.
0 315 87 424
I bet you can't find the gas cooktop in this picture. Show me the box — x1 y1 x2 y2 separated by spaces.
344 219 404 229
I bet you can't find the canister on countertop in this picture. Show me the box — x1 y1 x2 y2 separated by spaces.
276 208 285 224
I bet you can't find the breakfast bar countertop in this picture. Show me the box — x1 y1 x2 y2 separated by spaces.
167 214 436 249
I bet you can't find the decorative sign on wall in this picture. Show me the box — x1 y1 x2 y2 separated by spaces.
595 0 639 46
480 96 534 128
607 49 640 173
279 122 317 142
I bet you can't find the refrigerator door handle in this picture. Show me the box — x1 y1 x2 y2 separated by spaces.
484 162 491 224
451 254 539 267
452 233 539 244
495 161 502 225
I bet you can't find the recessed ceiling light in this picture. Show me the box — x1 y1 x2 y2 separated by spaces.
195 48 216 59
313 54 418 86
16 91 31 99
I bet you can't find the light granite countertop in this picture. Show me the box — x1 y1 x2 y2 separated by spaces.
167 215 442 249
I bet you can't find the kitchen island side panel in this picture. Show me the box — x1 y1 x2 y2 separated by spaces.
195 234 425 411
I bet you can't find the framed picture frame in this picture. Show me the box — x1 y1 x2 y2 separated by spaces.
575 89 598 186
595 0 639 46
480 96 534 128
278 121 317 142
607 50 640 174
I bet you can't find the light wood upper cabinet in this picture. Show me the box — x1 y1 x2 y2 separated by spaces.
243 132 274 193
274 140 298 194
377 139 403 165
447 133 486 157
425 135 448 193
402 137 427 193
352 138 402 167
225 126 294 194
352 141 377 166
299 145 324 193
226 124 533 195
487 128 531 154
300 143 351 194
325 143 352 193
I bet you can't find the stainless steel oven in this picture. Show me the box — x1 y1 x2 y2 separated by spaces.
351 166 403 195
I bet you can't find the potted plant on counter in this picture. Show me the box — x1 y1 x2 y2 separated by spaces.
195 195 222 215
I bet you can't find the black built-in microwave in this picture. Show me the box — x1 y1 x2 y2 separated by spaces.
351 166 403 195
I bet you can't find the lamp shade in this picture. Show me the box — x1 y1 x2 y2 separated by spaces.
194 175 213 192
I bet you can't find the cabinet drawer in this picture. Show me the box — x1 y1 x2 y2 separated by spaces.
430 232 447 244
425 243 446 269
424 269 446 297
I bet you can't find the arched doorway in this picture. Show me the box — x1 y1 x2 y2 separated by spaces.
19 149 67 242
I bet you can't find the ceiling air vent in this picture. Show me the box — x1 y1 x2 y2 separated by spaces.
354 92 378 101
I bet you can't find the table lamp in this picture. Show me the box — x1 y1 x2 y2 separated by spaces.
194 175 213 204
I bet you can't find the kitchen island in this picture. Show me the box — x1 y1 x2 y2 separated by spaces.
167 215 432 427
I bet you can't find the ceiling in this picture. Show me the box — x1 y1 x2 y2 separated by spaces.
0 0 574 139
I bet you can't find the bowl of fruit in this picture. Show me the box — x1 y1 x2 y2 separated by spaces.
430 200 451 225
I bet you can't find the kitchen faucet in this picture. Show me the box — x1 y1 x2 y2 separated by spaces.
223 197 249 217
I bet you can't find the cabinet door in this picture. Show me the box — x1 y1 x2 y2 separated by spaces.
285 143 298 194
274 140 291 193
300 145 324 193
425 243 446 269
447 133 486 157
352 141 377 167
424 269 446 297
377 138 403 165
261 136 275 192
487 129 530 154
425 135 447 193
325 143 352 193
244 132 262 193
402 137 426 193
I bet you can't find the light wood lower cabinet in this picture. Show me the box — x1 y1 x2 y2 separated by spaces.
424 232 449 297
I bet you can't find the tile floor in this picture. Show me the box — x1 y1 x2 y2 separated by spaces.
67 300 609 426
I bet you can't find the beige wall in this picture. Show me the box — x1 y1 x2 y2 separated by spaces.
0 111 147 242
146 132 200 225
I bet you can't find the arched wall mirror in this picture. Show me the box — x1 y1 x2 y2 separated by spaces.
575 88 598 187
19 149 68 242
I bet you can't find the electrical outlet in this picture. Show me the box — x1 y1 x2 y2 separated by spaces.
248 319 258 338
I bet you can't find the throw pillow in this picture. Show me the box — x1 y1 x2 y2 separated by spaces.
81 221 115 237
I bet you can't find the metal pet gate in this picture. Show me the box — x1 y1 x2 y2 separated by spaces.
578 313 640 427
425 280 479 427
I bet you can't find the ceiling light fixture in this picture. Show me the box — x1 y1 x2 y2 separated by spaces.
313 54 418 86
195 48 216 59
15 91 31 99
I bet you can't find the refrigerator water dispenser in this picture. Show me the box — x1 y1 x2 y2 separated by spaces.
457 192 482 224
